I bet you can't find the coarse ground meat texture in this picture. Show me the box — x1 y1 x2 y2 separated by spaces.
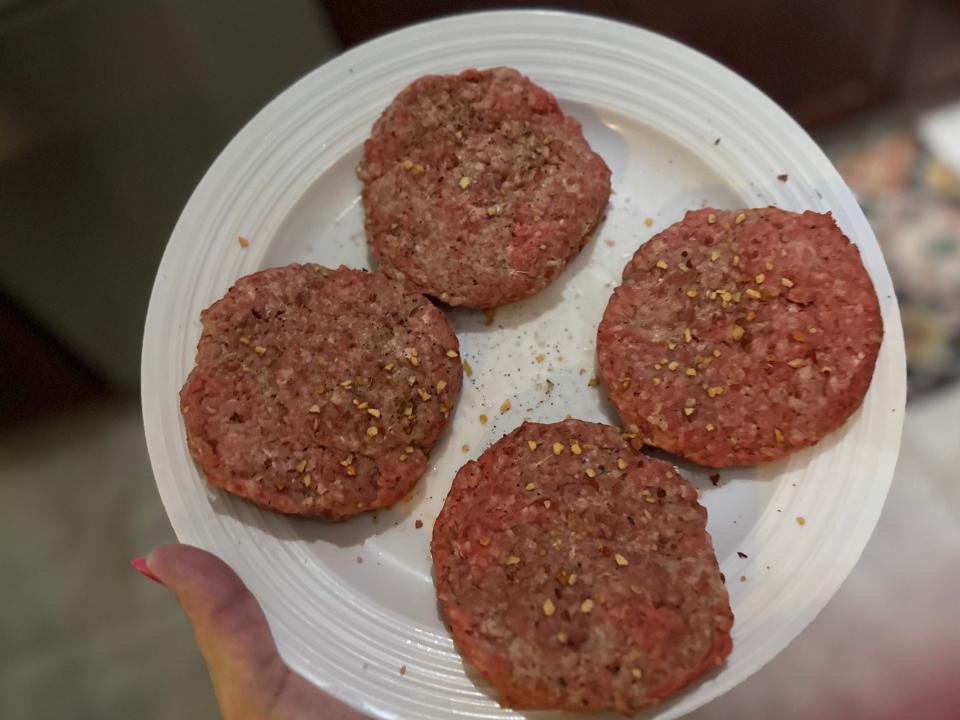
358 67 611 308
179 264 462 520
597 207 883 467
431 420 733 712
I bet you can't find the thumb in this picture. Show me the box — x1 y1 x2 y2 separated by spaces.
135 544 365 720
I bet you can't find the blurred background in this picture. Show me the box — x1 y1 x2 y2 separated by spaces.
1 1 958 718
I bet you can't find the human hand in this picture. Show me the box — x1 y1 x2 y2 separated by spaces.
133 544 369 720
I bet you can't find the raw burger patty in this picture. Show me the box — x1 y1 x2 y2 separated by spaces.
180 264 462 519
431 419 733 713
358 67 611 308
597 207 883 467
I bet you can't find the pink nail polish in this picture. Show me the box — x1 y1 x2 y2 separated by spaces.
130 556 164 585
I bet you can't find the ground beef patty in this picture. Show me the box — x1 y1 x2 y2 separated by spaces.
358 67 611 308
598 207 883 467
431 420 733 712
180 264 462 519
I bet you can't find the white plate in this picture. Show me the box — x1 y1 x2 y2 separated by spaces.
142 11 905 719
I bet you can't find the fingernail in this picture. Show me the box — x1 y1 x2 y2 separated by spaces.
131 556 165 585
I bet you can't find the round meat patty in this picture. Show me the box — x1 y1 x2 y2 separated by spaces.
597 207 883 467
358 67 611 308
431 419 733 713
179 264 462 520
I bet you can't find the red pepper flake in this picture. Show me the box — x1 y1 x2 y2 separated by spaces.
777 173 789 182
737 551 748 559
415 519 423 529
709 473 721 486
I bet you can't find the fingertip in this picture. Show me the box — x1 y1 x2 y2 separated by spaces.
145 544 266 645
147 543 240 588
137 544 366 718
130 555 165 585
